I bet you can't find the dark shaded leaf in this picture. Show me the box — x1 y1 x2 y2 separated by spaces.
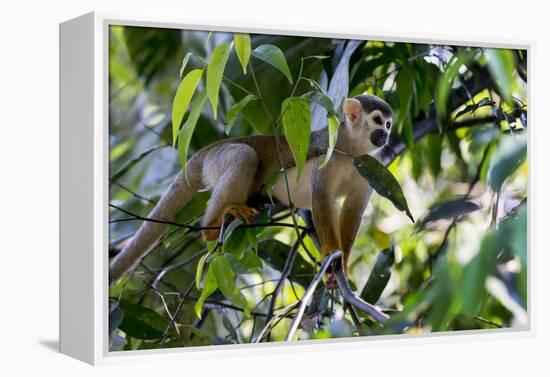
353 154 414 222
118 300 169 340
361 243 395 304
419 198 481 228
486 49 515 104
488 135 527 192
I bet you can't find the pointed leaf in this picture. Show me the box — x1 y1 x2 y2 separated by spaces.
178 91 208 181
224 94 258 135
435 50 476 130
179 52 194 78
361 243 395 304
234 33 251 74
486 48 515 105
281 97 311 180
118 300 170 340
419 198 481 229
488 135 527 192
194 265 218 319
252 44 293 84
172 68 203 146
319 115 340 168
206 42 232 119
211 255 250 317
353 154 414 222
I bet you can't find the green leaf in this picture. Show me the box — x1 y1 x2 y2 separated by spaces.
488 135 527 192
179 52 194 78
361 243 395 304
486 49 516 105
194 265 218 319
252 44 293 84
461 231 503 314
206 42 232 119
435 50 476 130
281 97 311 180
224 94 258 135
195 253 208 290
172 68 204 146
234 33 251 74
319 115 340 168
353 154 414 222
418 198 481 229
228 250 263 274
118 300 170 340
178 90 208 181
257 239 315 287
211 255 250 317
302 89 336 116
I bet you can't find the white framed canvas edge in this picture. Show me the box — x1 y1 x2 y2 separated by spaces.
59 11 536 365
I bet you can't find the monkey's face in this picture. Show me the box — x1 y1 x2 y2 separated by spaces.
343 96 393 154
364 109 392 149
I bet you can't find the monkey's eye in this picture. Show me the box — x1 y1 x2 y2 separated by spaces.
373 115 383 125
385 120 392 129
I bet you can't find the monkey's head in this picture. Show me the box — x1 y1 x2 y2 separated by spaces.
342 95 393 154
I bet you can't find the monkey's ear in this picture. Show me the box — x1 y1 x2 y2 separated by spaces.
344 98 363 126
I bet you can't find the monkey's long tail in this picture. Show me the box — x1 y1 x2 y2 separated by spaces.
109 170 199 284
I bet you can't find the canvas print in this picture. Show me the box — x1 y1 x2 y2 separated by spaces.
108 25 528 351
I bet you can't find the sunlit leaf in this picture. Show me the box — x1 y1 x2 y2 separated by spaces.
224 94 258 135
211 255 251 317
252 44 293 84
195 253 208 290
488 135 527 192
281 97 311 180
172 68 204 146
234 33 251 74
118 300 170 340
206 42 232 119
353 154 414 222
178 90 208 181
194 265 218 319
179 52 194 78
319 115 340 168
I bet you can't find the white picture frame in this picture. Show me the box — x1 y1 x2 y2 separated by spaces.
59 11 534 365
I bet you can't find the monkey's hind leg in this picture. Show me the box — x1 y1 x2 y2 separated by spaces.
201 144 260 241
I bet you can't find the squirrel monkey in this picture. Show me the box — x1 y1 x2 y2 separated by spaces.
109 95 393 283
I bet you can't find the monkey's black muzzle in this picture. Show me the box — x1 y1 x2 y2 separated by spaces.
370 129 388 147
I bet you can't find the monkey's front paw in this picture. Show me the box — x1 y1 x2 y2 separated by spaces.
201 228 220 241
222 204 258 224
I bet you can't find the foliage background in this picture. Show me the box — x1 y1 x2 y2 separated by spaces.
108 25 527 351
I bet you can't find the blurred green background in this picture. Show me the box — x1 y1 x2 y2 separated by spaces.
108 25 527 351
